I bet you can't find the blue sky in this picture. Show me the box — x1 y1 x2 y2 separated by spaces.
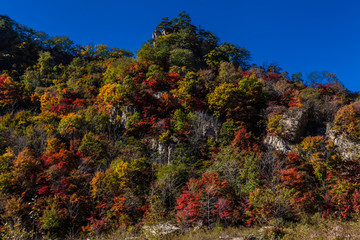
1 0 359 91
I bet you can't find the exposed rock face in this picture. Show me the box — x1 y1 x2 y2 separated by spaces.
192 111 221 141
109 107 118 124
152 30 161 39
327 124 360 160
110 106 137 128
143 222 180 238
150 111 220 164
150 138 174 164
263 135 290 153
280 108 308 142
152 91 167 100
152 29 168 39
263 108 308 153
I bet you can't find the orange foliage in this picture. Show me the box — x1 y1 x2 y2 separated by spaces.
279 168 305 191
0 74 22 107
231 127 260 154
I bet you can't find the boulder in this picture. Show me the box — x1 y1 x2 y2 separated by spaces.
142 222 180 238
280 108 308 142
327 124 360 160
263 135 290 153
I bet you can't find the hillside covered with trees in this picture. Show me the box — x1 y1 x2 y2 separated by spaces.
0 12 360 239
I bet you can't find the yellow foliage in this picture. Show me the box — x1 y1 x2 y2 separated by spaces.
57 113 83 136
300 136 340 181
90 160 130 198
1 148 14 160
14 147 38 170
267 114 283 135
34 111 60 135
46 138 64 153
301 136 325 151
171 72 198 108
334 102 360 140
207 83 240 117
90 171 106 198
112 160 129 180
159 130 171 143
0 148 14 171
4 197 24 220
40 91 59 113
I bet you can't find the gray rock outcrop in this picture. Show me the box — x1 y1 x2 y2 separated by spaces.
192 111 221 142
327 124 360 160
263 108 308 153
263 135 291 153
150 138 174 164
280 108 308 142
110 106 137 128
143 222 180 238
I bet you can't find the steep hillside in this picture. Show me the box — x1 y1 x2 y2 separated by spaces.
0 12 359 239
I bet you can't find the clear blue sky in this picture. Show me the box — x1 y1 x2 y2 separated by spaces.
1 0 359 91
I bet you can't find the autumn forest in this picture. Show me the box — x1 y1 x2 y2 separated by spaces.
0 12 360 239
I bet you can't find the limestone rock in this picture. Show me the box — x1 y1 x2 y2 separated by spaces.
152 29 168 39
150 138 174 164
327 124 360 160
143 222 180 238
192 111 221 141
152 91 166 100
263 135 290 153
280 108 308 142
109 106 137 128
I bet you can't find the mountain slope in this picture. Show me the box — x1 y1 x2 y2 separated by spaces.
0 12 359 239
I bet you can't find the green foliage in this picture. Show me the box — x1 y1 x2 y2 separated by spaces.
205 42 251 69
169 48 194 67
57 112 83 136
172 109 195 132
79 132 105 161
97 75 137 111
38 51 54 77
143 194 167 226
171 71 199 108
0 219 34 240
103 57 135 84
208 83 242 117
292 72 304 83
210 148 260 196
239 155 261 195
216 62 241 85
84 105 110 134
208 147 242 194
219 120 236 146
267 113 283 135
248 186 297 225
0 172 13 194
40 198 62 233
0 148 14 171
138 11 219 68
79 44 133 60
299 136 340 181
208 73 265 128
125 112 142 132
0 12 358 238
34 111 60 135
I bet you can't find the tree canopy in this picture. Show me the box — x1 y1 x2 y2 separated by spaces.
0 12 358 239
